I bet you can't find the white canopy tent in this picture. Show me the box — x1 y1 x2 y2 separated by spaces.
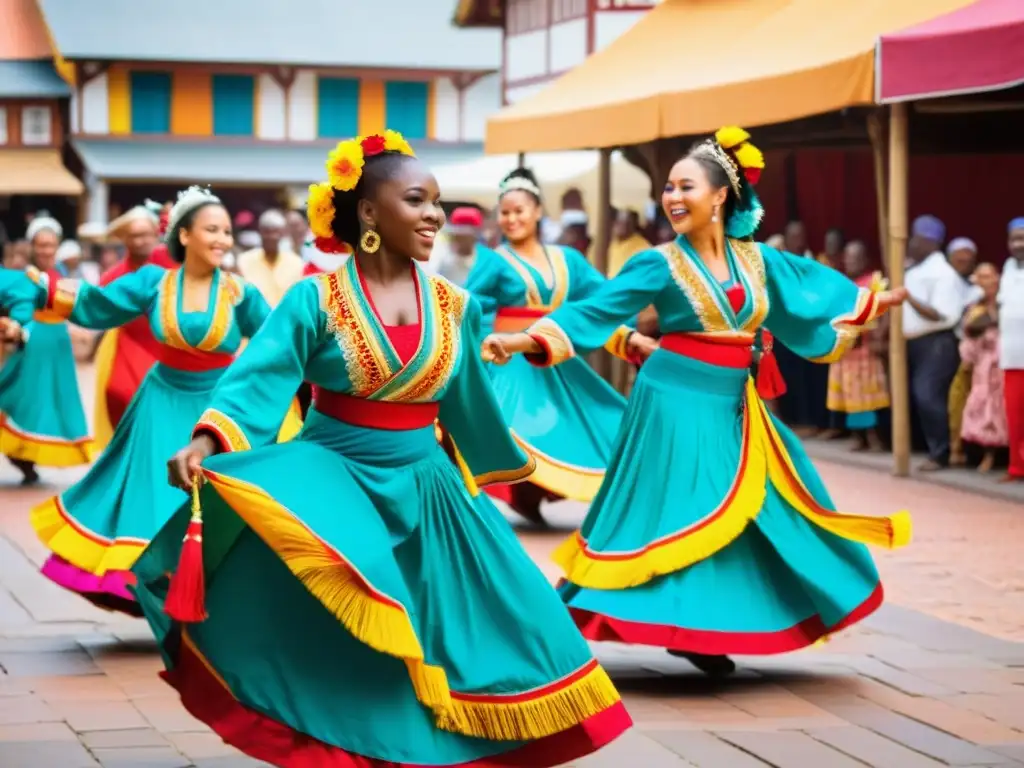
430 150 654 217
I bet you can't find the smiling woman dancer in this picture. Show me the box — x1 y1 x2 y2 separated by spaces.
484 127 912 677
465 168 654 525
132 131 630 767
29 187 296 616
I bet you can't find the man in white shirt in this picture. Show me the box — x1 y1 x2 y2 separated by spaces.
903 216 979 471
1000 218 1024 481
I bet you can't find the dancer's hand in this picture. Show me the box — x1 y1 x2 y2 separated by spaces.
627 332 658 362
876 287 908 314
480 334 512 365
0 318 24 344
167 434 217 492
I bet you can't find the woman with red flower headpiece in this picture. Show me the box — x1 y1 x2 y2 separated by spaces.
484 127 913 677
133 131 630 767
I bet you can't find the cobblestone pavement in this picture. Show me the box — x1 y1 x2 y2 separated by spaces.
2 367 1024 766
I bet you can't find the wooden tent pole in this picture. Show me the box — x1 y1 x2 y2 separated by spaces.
591 147 614 380
867 111 889 271
887 103 911 477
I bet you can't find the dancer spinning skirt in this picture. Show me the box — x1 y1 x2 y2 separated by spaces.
465 168 643 524
30 187 297 616
134 133 629 767
0 216 93 483
486 127 911 675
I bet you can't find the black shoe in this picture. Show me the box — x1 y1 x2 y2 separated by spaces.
667 650 736 678
11 459 39 486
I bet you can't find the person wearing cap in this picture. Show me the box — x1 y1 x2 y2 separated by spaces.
426 206 485 286
56 239 99 284
999 218 1024 482
903 216 980 471
237 209 304 307
93 205 176 451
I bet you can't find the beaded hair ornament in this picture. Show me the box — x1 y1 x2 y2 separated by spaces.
166 186 221 238
499 174 542 200
690 126 766 239
306 130 416 254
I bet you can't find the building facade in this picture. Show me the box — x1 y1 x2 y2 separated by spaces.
454 0 658 105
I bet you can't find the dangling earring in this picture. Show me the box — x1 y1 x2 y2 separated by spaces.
360 229 380 254
711 206 720 223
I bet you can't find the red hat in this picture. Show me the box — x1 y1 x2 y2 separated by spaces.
448 207 483 231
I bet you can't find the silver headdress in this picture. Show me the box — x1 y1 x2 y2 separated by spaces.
166 185 221 236
26 214 63 242
499 175 542 200
689 140 742 197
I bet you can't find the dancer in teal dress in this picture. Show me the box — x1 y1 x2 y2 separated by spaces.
465 167 652 524
0 267 41 339
30 187 298 616
485 127 911 677
0 216 93 484
135 131 630 767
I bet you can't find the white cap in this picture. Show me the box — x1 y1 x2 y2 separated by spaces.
56 240 82 263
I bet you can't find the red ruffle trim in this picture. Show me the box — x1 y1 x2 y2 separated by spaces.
163 640 632 768
570 582 883 655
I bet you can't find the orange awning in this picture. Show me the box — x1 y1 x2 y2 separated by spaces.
486 0 976 153
0 150 83 195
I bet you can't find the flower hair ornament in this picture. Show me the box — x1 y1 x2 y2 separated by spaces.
165 186 221 239
690 126 766 239
307 130 416 254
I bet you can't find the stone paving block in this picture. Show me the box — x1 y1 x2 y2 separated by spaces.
192 758 270 767
51 700 149 732
166 731 240 760
33 673 129 702
574 729 696 766
0 721 78 742
808 725 948 767
0 693 59 724
846 656 960 697
912 667 1023 695
0 589 32 628
949 693 1024 731
90 745 191 768
0 649 102 677
80 728 171 748
717 730 866 767
133 695 208 733
0 740 98 767
718 683 840 719
645 730 770 766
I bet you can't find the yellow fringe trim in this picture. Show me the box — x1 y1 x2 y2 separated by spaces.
755 397 912 548
510 430 604 503
31 496 147 574
554 379 911 590
277 399 304 443
0 417 95 467
201 469 453 719
552 379 767 589
91 329 119 453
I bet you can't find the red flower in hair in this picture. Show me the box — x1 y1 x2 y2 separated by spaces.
744 167 762 185
361 134 387 157
314 235 351 255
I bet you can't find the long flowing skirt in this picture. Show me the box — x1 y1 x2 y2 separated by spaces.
0 320 93 467
131 410 630 767
486 355 625 507
92 327 160 452
555 350 911 654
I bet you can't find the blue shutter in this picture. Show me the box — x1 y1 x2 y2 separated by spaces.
129 72 171 134
317 77 360 139
384 81 428 140
212 74 255 136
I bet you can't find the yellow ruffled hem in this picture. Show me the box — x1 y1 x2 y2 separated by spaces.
510 430 604 503
0 417 95 467
31 496 147 574
555 380 911 590
202 468 620 740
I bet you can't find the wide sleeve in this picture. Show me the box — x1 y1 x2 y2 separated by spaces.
44 265 161 330
194 279 322 452
762 245 885 364
563 247 638 361
463 250 502 333
234 280 272 339
1 274 44 326
526 248 671 367
438 296 535 486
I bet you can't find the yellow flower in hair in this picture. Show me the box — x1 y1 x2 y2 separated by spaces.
326 139 365 192
732 142 765 171
307 182 336 240
383 129 416 157
715 126 751 150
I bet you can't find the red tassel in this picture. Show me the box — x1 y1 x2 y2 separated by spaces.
164 479 208 623
756 333 787 400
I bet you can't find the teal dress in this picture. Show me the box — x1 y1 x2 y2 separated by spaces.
0 268 93 468
0 268 40 327
524 237 911 654
31 266 274 616
465 245 629 509
130 258 630 767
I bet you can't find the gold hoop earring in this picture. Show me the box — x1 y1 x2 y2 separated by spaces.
360 229 381 254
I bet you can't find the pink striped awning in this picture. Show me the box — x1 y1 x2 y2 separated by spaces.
878 0 1024 102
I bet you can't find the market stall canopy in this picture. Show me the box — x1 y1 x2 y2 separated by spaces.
485 0 975 153
878 0 1024 103
0 150 83 195
430 151 653 213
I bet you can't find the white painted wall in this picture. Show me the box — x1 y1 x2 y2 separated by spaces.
461 73 500 141
256 73 286 140
594 10 648 51
432 77 460 142
288 69 317 141
80 72 109 134
505 80 551 105
549 18 587 73
505 30 547 83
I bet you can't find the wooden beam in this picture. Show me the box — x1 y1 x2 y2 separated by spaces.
887 103 910 478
